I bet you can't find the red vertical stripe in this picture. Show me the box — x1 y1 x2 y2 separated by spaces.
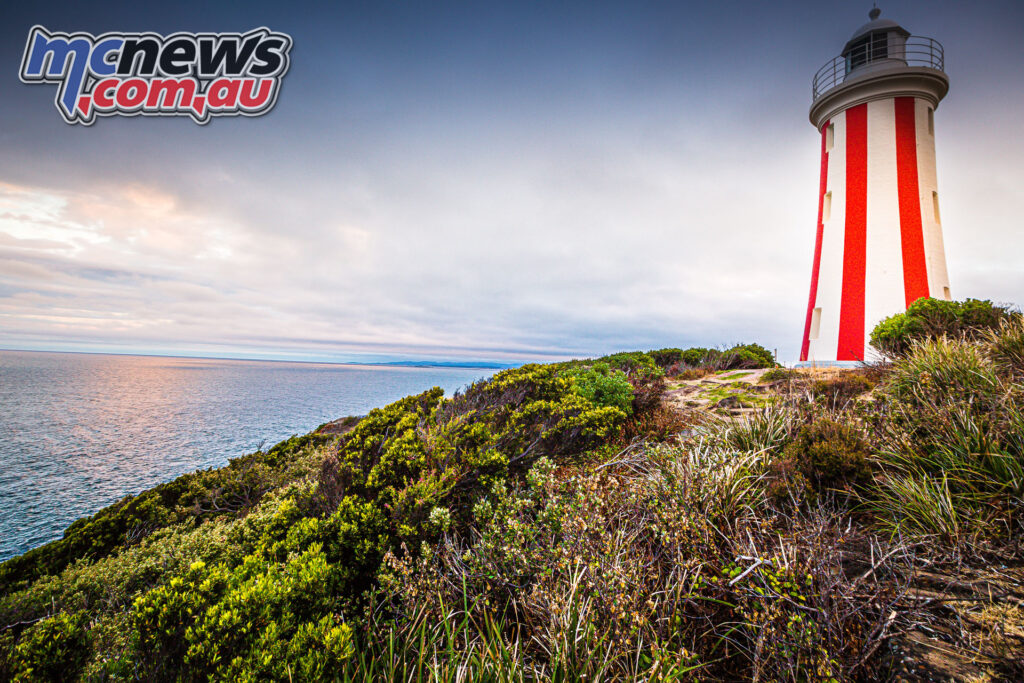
837 104 868 361
894 97 930 306
800 122 830 361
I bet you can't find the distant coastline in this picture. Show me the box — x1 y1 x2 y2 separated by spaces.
0 347 522 371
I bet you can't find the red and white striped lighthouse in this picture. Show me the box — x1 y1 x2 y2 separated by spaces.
800 8 950 363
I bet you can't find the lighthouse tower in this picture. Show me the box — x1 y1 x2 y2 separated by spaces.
799 8 950 363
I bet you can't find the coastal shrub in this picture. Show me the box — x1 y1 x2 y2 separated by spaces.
652 344 778 371
560 351 662 380
870 297 1018 357
107 366 633 678
810 373 875 409
680 347 710 366
725 342 776 369
3 611 89 682
315 414 362 435
562 363 634 414
447 364 628 464
780 419 872 495
0 478 192 594
374 437 893 681
561 352 675 439
597 351 661 377
184 435 330 518
129 548 353 681
671 366 709 380
3 360 636 674
761 366 800 382
0 433 333 595
627 369 666 418
646 347 685 369
622 403 692 442
681 343 776 371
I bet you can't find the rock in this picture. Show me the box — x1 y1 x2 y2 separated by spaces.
715 395 740 409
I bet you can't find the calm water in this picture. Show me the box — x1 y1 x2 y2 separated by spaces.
0 351 493 562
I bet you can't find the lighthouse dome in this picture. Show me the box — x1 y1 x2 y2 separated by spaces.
839 8 912 74
842 8 910 56
846 16 909 45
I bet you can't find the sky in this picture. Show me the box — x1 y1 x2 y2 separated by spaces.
1 0 1022 364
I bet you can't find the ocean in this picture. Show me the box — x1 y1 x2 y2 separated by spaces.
0 350 494 562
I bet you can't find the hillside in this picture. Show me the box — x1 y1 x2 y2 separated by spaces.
2 321 1023 681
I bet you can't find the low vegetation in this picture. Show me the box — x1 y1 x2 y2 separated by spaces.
649 342 777 375
870 297 1018 358
2 308 1023 681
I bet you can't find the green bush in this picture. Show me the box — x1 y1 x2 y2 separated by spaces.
679 344 776 371
563 363 634 415
870 297 1018 357
129 548 353 680
725 343 776 369
0 479 191 594
3 611 89 682
594 351 662 379
680 347 710 366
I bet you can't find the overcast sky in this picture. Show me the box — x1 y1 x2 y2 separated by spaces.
1 0 1022 364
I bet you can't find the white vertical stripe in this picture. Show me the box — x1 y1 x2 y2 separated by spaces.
915 98 951 297
809 111 846 363
864 99 905 357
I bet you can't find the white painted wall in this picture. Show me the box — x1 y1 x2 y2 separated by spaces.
864 98 907 353
807 110 847 362
915 97 951 299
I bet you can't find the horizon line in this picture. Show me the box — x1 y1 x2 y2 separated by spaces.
0 346 524 370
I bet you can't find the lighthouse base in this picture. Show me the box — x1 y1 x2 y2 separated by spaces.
793 360 865 369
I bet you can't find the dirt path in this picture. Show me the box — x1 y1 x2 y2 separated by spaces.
663 367 775 418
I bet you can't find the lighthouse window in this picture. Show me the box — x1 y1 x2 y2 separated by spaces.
932 191 941 223
847 31 889 69
810 308 822 340
822 192 832 222
871 32 889 59
927 107 934 135
825 124 834 152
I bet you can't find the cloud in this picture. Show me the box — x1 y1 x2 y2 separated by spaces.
0 121 815 362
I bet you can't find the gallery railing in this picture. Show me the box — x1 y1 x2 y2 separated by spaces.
812 36 944 101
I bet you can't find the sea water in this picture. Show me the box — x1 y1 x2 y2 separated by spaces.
0 351 492 561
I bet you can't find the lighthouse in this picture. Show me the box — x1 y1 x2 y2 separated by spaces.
799 8 950 363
